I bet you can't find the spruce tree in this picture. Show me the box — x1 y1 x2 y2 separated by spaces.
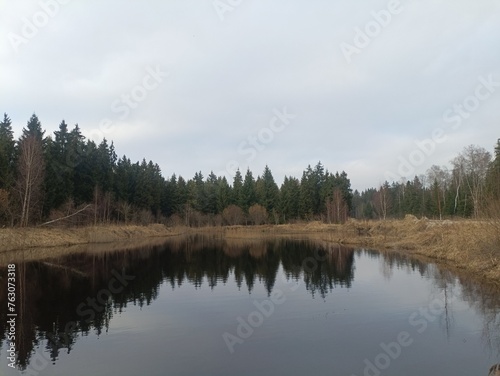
258 165 279 213
232 169 243 207
241 168 256 212
280 176 300 221
0 113 15 189
299 166 314 219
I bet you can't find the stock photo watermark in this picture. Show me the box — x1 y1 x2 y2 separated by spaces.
223 290 286 353
222 249 325 353
5 264 16 369
218 106 296 179
385 73 500 182
8 0 72 53
340 0 403 64
19 269 135 375
213 0 243 22
86 65 169 142
350 292 458 376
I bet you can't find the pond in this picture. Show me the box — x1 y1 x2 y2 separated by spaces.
1 235 499 375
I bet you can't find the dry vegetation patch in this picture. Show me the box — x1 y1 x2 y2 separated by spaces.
1 219 499 283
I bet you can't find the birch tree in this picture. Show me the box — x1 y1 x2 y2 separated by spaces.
16 135 45 227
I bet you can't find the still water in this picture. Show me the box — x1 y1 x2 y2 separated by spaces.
1 235 500 375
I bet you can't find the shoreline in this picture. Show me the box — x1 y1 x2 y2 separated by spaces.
0 224 186 253
1 217 499 284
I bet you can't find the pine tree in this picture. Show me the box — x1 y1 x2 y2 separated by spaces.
177 175 188 212
0 113 15 189
114 156 132 203
73 139 97 205
21 113 45 142
280 176 300 221
43 121 75 213
312 162 325 214
486 139 500 199
216 176 231 213
232 169 243 207
162 174 178 217
204 171 219 214
16 114 47 226
255 165 279 214
299 166 314 219
241 168 256 212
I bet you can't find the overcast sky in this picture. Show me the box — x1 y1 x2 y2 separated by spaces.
1 0 499 190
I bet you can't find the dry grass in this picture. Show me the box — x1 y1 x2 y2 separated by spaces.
189 217 500 284
0 224 186 253
1 218 499 283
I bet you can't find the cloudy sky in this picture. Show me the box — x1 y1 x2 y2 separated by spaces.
1 0 499 190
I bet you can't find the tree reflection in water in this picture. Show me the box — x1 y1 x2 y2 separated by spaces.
0 235 499 369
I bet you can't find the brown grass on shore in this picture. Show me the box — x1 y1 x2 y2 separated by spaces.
0 224 187 253
193 216 500 283
1 217 499 283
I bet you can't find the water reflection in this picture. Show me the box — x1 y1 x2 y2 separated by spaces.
0 235 499 372
0 236 354 368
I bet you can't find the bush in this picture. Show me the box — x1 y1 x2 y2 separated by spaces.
222 205 245 225
248 204 267 225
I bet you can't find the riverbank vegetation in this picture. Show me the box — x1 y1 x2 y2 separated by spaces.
0 113 499 229
1 218 499 285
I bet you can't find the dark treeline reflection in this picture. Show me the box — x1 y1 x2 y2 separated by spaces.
2 236 500 368
0 236 355 368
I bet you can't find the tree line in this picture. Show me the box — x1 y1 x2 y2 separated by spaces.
0 113 353 227
353 141 500 220
0 113 498 227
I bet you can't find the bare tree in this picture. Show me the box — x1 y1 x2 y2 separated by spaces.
452 145 491 218
222 205 245 225
373 183 390 220
16 135 45 227
118 201 133 224
326 188 348 224
248 204 267 225
427 165 450 220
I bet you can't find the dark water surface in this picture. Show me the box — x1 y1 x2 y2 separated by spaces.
1 236 500 375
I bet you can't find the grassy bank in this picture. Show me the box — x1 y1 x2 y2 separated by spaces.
1 217 499 283
0 224 185 253
203 216 500 283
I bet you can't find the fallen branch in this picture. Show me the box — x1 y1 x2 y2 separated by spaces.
41 262 87 278
38 205 92 227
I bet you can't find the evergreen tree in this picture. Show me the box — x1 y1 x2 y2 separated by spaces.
204 171 219 214
299 166 314 219
313 161 325 214
241 168 256 212
486 139 500 199
162 174 178 217
0 113 15 189
177 176 188 211
216 176 231 213
95 139 116 193
72 139 97 205
114 156 132 203
231 169 243 207
21 113 45 142
280 176 300 221
43 121 74 213
15 114 47 226
255 165 279 214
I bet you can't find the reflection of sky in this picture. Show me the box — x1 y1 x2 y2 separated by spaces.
1 251 497 376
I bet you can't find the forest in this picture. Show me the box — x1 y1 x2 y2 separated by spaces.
0 113 499 227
